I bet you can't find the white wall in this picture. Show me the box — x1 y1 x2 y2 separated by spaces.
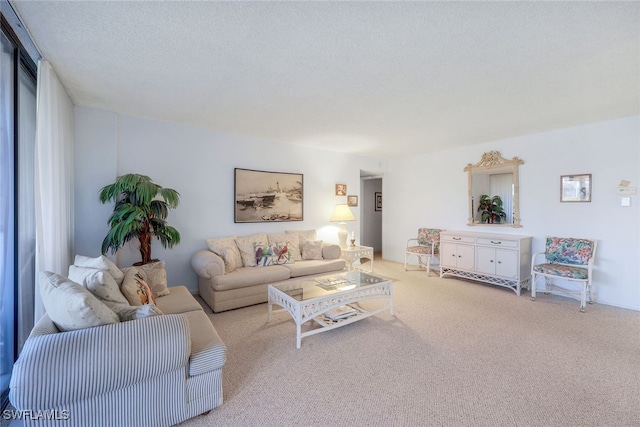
384 116 640 311
73 107 387 292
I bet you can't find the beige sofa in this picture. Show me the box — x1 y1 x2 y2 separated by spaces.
192 230 346 312
10 258 226 427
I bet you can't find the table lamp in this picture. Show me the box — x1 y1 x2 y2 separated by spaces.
329 203 355 247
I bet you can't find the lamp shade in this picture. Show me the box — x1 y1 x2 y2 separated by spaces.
329 204 355 222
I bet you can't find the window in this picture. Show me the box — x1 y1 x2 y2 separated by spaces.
1 14 37 409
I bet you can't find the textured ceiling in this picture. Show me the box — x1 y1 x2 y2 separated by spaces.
10 1 640 158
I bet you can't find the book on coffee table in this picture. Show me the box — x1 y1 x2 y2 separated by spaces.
325 305 357 321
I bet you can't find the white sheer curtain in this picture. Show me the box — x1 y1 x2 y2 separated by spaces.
490 173 514 224
34 60 74 320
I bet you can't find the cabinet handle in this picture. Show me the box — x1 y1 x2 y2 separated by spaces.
490 260 494 263
453 237 462 240
491 240 502 245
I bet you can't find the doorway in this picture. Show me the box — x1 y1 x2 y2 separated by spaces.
359 175 382 256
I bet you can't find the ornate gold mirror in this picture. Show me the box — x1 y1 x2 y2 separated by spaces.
465 151 524 227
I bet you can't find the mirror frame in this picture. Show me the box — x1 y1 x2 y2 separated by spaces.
465 151 524 228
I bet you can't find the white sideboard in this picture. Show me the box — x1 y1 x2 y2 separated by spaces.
439 230 532 295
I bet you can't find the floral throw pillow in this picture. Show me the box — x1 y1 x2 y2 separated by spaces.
120 268 156 306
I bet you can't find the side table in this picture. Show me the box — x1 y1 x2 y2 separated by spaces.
341 245 374 272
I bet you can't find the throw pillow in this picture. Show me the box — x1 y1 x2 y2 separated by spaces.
74 254 125 285
205 236 241 273
39 271 119 331
301 240 323 260
268 232 301 261
235 233 268 267
120 268 156 306
68 265 130 306
254 242 274 267
136 261 170 297
271 241 294 265
322 243 342 260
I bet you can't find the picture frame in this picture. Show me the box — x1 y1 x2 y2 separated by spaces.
347 195 358 207
560 174 592 202
375 192 382 211
234 168 303 223
335 183 347 196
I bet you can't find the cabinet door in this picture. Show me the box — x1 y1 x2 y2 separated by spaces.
456 244 475 270
495 249 518 279
441 242 458 268
475 246 496 275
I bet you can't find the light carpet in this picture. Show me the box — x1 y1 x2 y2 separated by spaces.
178 259 640 427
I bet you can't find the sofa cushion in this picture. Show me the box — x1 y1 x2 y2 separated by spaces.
73 254 125 285
182 310 226 376
235 233 268 267
255 241 294 267
68 265 130 306
268 232 301 261
283 259 347 278
212 265 291 291
286 230 317 258
205 236 241 273
120 268 156 306
39 271 120 331
155 285 203 314
301 240 323 260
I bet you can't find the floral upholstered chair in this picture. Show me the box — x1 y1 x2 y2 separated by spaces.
404 228 443 274
530 237 597 312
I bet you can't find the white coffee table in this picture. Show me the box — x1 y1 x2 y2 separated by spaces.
267 271 393 348
341 245 374 272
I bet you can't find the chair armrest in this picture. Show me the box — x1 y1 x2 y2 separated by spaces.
406 238 419 247
191 250 224 278
531 251 546 267
10 314 190 409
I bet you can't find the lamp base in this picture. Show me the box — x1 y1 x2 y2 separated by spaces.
338 223 348 248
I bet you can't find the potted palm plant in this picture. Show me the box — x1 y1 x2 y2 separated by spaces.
99 174 181 265
477 194 507 224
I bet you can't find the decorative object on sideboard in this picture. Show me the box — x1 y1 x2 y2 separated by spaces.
99 173 181 266
335 183 347 196
349 231 356 248
560 174 591 202
375 192 382 211
477 194 507 224
234 168 303 223
465 151 524 227
329 203 356 247
347 195 358 207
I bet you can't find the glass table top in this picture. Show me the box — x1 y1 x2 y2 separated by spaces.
271 271 389 302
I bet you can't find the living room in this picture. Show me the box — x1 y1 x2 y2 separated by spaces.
2 1 639 426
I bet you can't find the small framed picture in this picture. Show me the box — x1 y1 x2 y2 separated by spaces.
561 174 592 202
335 183 347 196
375 192 382 211
347 195 358 207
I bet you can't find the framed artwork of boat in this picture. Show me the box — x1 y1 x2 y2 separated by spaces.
234 168 304 223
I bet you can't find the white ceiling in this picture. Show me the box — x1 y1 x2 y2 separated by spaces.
10 1 640 158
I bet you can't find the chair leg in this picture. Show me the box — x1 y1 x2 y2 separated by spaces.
579 281 587 312
530 273 537 301
426 256 431 275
